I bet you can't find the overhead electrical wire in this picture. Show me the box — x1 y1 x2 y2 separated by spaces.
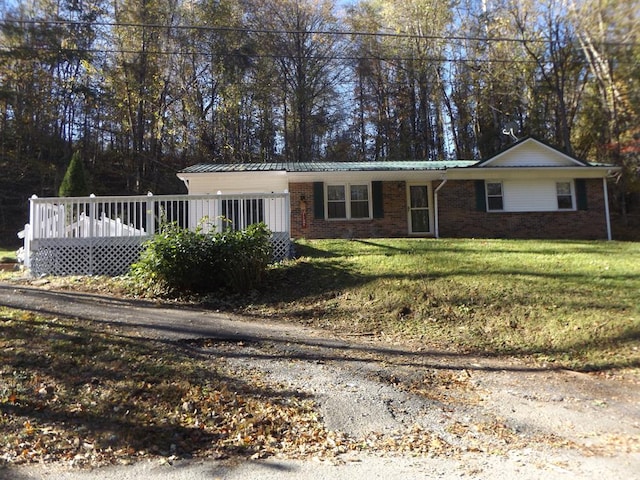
1 18 638 48
2 41 637 66
0 44 548 64
1 17 637 66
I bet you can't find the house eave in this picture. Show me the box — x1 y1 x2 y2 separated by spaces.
286 169 448 182
447 165 619 180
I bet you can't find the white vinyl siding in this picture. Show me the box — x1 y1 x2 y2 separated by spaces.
493 179 575 212
483 139 585 167
184 172 288 194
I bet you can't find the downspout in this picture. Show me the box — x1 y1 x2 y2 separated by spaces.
603 176 612 241
434 177 447 239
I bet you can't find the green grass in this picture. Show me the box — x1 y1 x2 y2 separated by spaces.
248 239 640 371
4 239 638 372
0 248 16 262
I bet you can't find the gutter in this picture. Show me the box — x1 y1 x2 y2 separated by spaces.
433 178 447 238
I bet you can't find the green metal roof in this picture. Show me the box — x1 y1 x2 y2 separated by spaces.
180 160 478 174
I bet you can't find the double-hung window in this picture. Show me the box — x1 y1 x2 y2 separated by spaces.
327 184 370 219
327 185 347 218
556 181 574 210
486 182 504 211
350 185 370 218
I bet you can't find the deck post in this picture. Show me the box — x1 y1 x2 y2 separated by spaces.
146 192 155 235
217 191 223 232
29 195 38 242
284 189 291 239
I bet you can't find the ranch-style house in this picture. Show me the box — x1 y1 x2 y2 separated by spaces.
20 137 619 276
177 137 618 241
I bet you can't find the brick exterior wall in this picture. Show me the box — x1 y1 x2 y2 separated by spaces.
287 179 609 240
289 181 409 239
438 179 609 240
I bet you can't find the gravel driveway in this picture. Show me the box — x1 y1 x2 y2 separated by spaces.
1 283 638 480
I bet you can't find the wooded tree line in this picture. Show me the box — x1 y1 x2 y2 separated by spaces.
0 0 639 239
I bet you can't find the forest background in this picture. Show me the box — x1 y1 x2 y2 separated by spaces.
1 0 639 245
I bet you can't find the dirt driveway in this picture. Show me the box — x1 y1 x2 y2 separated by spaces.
1 283 639 480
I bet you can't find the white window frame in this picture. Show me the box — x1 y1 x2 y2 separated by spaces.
326 183 372 220
556 181 575 210
485 181 504 211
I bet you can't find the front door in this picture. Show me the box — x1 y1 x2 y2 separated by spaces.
408 184 432 235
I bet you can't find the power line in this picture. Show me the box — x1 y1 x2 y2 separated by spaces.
9 18 510 43
2 18 639 48
3 42 639 66
0 44 547 65
2 18 637 67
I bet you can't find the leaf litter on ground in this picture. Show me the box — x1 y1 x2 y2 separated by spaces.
0 307 463 469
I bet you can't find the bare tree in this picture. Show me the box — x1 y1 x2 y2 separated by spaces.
246 0 346 162
510 0 588 155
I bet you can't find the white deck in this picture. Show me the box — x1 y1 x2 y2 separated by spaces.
21 192 291 276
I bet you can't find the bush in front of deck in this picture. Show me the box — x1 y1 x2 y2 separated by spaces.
129 222 273 295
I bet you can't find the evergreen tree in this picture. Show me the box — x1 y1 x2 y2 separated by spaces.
58 151 89 197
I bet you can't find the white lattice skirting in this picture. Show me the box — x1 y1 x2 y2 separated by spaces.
271 232 291 261
30 237 148 276
30 234 291 276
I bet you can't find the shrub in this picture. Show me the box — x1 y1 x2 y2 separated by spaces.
217 223 274 292
129 222 273 295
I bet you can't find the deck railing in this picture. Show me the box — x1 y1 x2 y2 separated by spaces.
21 192 291 276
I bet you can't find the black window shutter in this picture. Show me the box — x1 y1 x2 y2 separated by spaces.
372 181 384 218
313 182 325 219
576 179 588 210
475 180 486 211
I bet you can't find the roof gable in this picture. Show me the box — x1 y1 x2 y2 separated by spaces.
477 137 589 168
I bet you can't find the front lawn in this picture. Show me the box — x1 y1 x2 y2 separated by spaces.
0 249 16 262
250 239 640 371
4 238 639 371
